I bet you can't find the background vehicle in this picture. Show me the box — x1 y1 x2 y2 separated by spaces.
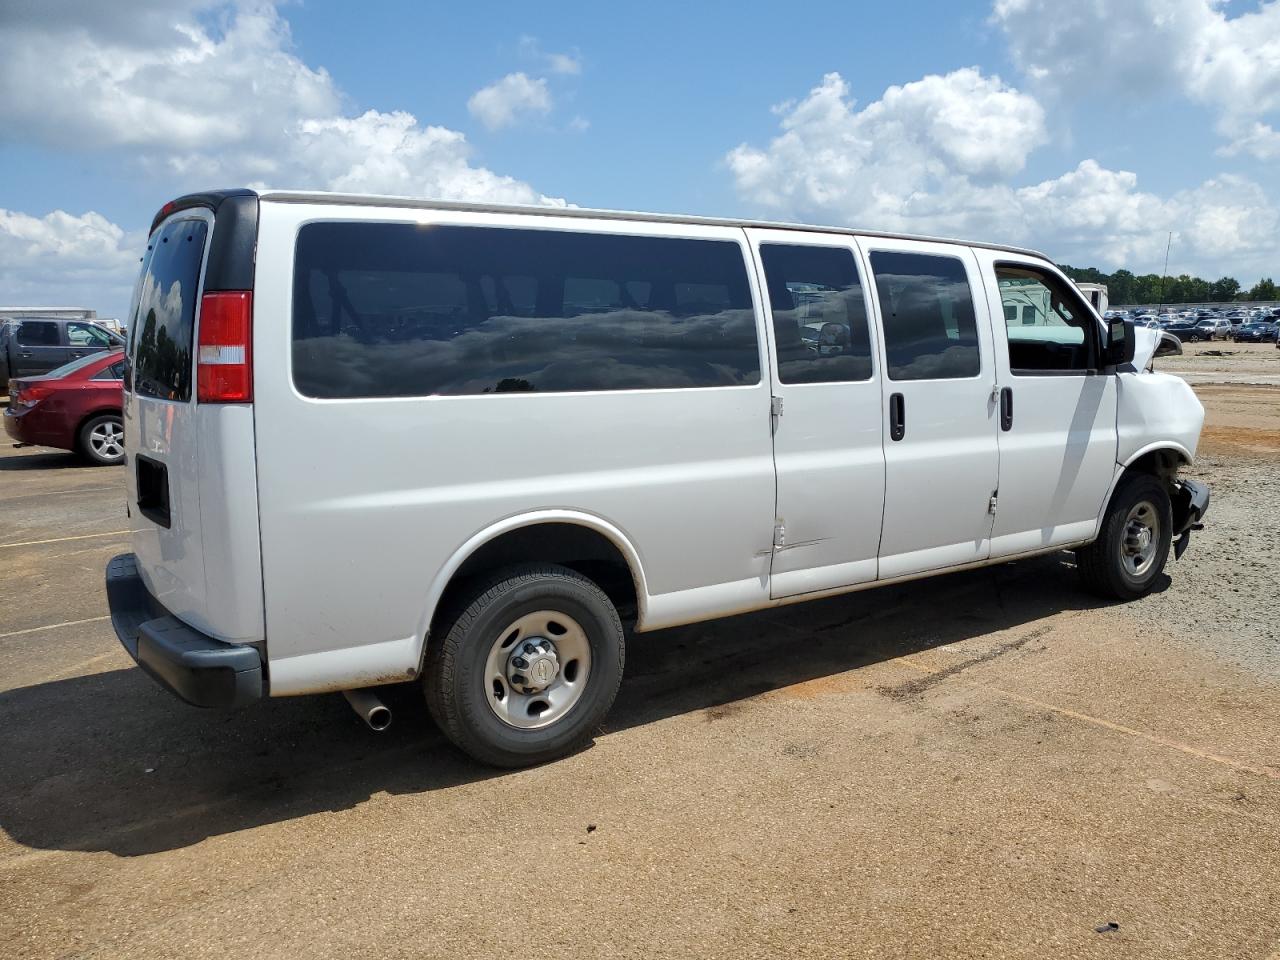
1233 321 1277 343
5 350 125 464
0 317 124 385
105 190 1209 769
1189 318 1232 341
1164 318 1199 340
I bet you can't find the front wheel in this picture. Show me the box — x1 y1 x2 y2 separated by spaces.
1076 474 1173 600
424 564 625 767
78 413 125 465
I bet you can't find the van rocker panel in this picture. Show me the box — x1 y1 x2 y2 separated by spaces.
106 553 263 708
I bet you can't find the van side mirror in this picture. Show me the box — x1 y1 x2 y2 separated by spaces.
1105 317 1135 367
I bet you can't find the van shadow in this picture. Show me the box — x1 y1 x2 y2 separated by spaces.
0 554 1156 858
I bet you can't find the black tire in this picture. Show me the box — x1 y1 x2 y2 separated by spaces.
424 563 625 767
1076 473 1173 601
77 413 125 466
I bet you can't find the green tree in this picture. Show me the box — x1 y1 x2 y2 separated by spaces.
1209 277 1241 302
1247 278 1277 302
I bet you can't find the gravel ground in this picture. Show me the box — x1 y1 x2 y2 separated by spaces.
1 368 1278 960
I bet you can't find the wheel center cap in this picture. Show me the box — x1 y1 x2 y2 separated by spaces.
507 639 559 694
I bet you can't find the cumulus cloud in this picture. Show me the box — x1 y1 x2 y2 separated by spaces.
992 0 1280 157
467 72 553 131
0 1 566 315
726 69 1047 232
726 70 1279 276
0 1 561 201
0 208 141 317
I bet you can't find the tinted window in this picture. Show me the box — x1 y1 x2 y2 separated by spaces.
16 321 59 347
131 218 207 401
92 360 127 381
292 223 760 398
760 244 873 384
996 266 1097 373
870 252 980 381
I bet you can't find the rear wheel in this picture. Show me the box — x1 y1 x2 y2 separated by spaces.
425 563 625 767
1076 473 1172 601
78 414 124 465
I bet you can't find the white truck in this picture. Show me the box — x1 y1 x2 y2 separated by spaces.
106 190 1209 767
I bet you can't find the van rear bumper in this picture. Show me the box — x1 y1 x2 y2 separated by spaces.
105 553 264 708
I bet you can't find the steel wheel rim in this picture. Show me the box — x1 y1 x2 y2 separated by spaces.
90 421 123 461
484 610 592 730
1121 500 1160 577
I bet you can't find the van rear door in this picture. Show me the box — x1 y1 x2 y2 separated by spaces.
123 195 265 646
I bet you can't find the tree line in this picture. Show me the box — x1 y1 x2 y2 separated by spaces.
1059 265 1278 305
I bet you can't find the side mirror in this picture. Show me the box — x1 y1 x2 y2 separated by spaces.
1105 317 1136 367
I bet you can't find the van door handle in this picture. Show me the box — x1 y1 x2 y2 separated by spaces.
1000 387 1014 431
889 392 906 442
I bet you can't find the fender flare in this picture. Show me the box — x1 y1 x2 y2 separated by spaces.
412 509 651 667
1093 442 1194 537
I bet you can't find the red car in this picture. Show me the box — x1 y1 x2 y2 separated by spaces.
5 349 126 465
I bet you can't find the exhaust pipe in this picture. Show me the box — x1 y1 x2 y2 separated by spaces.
343 688 392 732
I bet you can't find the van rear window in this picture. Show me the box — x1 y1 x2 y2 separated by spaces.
131 218 208 401
291 223 761 398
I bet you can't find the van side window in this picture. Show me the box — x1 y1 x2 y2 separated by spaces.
869 252 981 381
996 265 1098 374
291 223 761 398
759 244 873 384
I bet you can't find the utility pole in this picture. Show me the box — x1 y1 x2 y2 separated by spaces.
1157 231 1172 310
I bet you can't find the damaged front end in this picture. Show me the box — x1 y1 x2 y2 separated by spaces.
1170 478 1210 560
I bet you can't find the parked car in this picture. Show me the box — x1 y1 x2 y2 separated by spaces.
5 349 125 464
1233 322 1278 343
1163 318 1199 340
104 189 1210 768
0 316 125 385
1189 318 1232 341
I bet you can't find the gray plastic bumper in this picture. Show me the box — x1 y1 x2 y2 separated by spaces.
1171 479 1210 560
105 553 264 708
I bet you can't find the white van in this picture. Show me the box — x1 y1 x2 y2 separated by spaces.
106 190 1210 766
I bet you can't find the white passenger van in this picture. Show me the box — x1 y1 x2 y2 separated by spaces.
106 190 1209 766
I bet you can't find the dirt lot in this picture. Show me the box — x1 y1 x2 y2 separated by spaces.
2 362 1279 959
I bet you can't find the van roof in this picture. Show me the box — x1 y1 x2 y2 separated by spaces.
157 188 1052 261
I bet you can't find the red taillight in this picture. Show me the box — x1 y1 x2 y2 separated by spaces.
16 383 53 406
197 291 252 403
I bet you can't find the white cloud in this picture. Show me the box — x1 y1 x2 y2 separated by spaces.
992 0 1280 157
726 70 1279 276
0 208 141 318
547 52 582 76
1216 121 1280 161
726 70 1047 232
292 111 557 204
467 72 553 131
0 1 561 201
517 35 582 75
0 2 566 317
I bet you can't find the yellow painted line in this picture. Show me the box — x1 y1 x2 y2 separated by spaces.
0 615 110 640
0 530 128 550
898 655 1280 782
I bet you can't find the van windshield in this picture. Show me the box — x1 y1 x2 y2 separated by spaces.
130 218 208 402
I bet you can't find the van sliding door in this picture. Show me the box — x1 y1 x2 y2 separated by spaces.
747 228 886 599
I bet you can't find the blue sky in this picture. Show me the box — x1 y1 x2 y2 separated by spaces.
2 0 1278 320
